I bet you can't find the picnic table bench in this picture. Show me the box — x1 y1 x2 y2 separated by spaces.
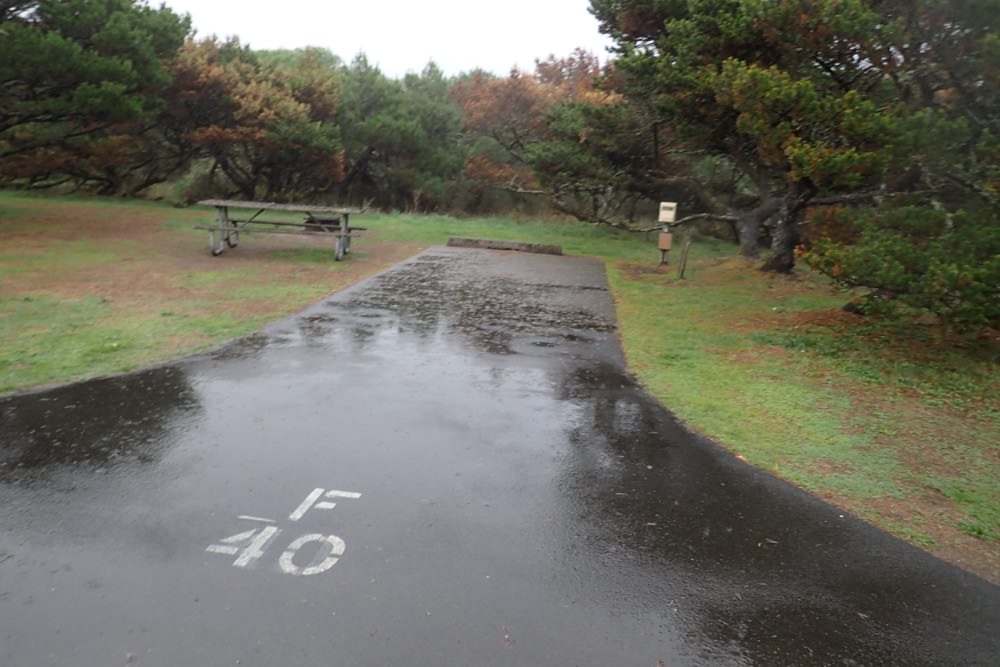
195 199 367 260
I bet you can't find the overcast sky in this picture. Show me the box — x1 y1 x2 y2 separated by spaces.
159 0 614 78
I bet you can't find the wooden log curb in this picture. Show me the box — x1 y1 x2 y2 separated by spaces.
447 237 563 255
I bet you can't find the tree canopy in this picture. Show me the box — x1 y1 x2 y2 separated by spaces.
583 0 998 325
0 0 190 187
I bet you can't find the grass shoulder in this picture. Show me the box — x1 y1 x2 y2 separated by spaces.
610 256 998 582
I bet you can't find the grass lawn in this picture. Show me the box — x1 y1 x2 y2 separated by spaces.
1 191 997 582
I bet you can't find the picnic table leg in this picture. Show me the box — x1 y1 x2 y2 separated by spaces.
334 233 345 261
221 206 240 248
343 213 351 255
208 206 227 256
209 227 225 256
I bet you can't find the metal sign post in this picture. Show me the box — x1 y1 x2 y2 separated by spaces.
658 202 677 264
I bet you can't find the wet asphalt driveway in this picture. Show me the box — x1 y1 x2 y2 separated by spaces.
1 247 998 666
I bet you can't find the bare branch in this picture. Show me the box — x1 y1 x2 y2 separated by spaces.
493 177 546 196
809 190 884 206
675 212 739 226
634 213 740 233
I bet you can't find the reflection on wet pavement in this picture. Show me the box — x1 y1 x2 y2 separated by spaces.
1 248 997 666
1 366 199 483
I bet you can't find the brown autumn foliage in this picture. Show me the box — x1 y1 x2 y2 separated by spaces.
451 49 618 193
165 39 345 200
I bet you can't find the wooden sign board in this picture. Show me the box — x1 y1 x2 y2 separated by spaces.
658 232 673 250
659 202 677 224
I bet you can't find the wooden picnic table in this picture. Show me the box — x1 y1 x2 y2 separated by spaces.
195 199 366 260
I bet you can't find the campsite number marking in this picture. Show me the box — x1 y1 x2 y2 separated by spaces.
207 488 361 576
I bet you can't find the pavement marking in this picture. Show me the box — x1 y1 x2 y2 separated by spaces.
206 529 257 557
288 488 325 522
279 534 346 576
289 488 362 521
207 487 362 576
232 526 282 569
207 525 283 569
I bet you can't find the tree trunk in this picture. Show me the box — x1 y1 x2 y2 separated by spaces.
739 215 761 257
760 179 817 273
738 195 781 258
761 212 801 273
338 147 375 200
761 185 812 273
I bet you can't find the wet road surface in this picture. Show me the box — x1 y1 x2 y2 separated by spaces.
1 247 998 666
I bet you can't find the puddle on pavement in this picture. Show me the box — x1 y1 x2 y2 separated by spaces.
0 366 200 485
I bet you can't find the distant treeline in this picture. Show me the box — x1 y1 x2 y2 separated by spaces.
2 1 997 327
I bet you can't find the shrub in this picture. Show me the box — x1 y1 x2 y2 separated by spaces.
805 204 1000 331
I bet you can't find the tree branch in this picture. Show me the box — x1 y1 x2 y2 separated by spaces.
809 190 883 206
0 122 116 159
494 183 547 196
634 212 739 233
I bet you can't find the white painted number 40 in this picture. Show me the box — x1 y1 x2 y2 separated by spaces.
207 488 361 576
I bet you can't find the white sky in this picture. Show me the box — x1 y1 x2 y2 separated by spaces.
159 0 614 78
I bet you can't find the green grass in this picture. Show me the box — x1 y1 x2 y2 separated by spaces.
610 264 905 498
0 294 266 393
751 324 998 408
364 211 734 264
888 523 938 548
4 295 175 392
227 282 331 303
1 295 119 393
0 238 130 273
179 267 261 289
927 474 1000 541
0 285 330 394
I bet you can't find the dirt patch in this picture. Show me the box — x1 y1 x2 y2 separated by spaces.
619 262 675 280
619 256 742 283
819 489 1000 584
2 202 421 304
771 307 864 331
